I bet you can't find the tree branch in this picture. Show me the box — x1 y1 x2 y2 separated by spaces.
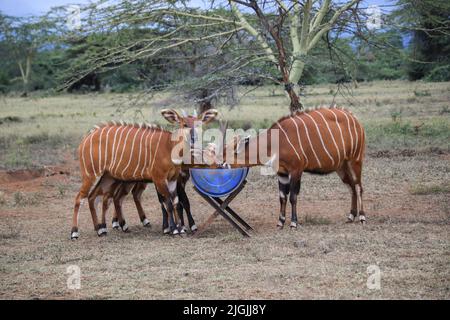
310 0 331 32
308 0 360 51
229 1 278 65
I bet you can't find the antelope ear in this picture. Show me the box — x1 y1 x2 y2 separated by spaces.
161 109 181 124
200 109 218 124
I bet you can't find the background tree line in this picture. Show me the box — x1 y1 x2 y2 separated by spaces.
0 0 448 108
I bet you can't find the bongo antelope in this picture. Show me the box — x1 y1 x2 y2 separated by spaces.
70 109 218 239
90 141 218 236
226 106 366 228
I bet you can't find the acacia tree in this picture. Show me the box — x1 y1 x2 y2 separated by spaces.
0 14 52 96
391 0 450 81
225 0 363 111
51 0 249 112
56 0 372 112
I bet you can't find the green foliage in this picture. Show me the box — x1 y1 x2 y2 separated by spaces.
425 64 450 82
393 0 450 81
3 148 32 169
0 2 448 94
413 89 431 97
353 30 407 82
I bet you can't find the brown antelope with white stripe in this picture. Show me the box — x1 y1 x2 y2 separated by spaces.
225 106 366 227
70 109 218 239
83 110 219 237
88 137 219 237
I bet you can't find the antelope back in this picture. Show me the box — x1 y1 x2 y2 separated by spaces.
78 122 172 181
274 106 365 171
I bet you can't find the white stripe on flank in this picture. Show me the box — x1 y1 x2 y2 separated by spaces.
334 109 354 158
121 128 141 177
114 126 134 175
109 125 125 171
313 110 341 165
132 128 147 179
357 124 364 161
81 134 91 177
111 126 128 173
141 130 155 178
98 126 106 174
149 131 163 175
325 108 346 158
348 113 359 158
104 126 114 172
294 115 322 168
89 130 98 177
288 118 309 166
146 130 157 177
304 113 334 166
276 121 302 163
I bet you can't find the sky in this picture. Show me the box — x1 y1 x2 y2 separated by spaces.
0 0 86 17
0 0 395 17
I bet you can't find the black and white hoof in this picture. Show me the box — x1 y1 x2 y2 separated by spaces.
163 227 171 235
119 221 129 232
346 212 356 223
172 228 180 236
97 223 107 237
142 218 151 228
277 220 284 229
112 218 120 229
277 216 285 229
359 215 366 225
70 228 79 240
190 224 198 233
290 221 298 229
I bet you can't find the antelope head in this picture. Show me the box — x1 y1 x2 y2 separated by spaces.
161 108 219 165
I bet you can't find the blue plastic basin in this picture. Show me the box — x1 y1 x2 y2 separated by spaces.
190 168 249 198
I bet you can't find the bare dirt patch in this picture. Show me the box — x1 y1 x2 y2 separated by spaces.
0 169 46 184
0 153 449 299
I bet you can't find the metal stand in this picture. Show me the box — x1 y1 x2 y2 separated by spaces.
194 180 253 237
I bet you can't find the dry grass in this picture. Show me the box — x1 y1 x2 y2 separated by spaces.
0 80 449 299
0 153 449 299
0 80 449 170
409 182 450 195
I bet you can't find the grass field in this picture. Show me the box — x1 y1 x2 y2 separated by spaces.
0 80 449 299
0 80 449 169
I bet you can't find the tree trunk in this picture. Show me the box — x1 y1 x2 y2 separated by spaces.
18 53 32 97
197 88 213 113
248 1 303 113
285 84 302 113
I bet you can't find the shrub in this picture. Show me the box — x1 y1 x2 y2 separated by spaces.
414 89 431 97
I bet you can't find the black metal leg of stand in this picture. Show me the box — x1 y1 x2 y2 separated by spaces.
214 197 253 231
196 190 250 237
